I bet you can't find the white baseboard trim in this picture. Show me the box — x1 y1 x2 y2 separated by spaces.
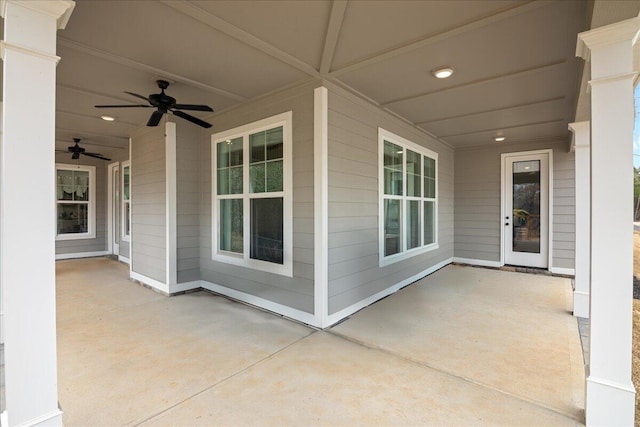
55 250 110 260
550 267 575 276
199 280 317 327
118 255 130 265
130 271 171 295
453 257 502 268
171 280 201 294
325 257 453 327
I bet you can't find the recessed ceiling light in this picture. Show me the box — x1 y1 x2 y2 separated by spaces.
494 136 506 142
432 66 454 79
100 115 115 122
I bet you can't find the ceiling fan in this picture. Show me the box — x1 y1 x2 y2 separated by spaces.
56 138 111 161
95 80 213 128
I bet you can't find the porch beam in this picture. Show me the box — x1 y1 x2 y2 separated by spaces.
568 121 590 319
577 16 640 426
0 1 75 426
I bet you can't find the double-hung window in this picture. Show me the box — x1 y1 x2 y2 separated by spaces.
379 128 438 266
212 111 292 276
56 164 96 240
122 161 131 241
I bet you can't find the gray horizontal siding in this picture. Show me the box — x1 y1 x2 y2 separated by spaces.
200 80 319 314
454 141 575 270
325 82 455 315
131 126 166 283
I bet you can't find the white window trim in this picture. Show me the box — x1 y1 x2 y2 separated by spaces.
211 111 293 277
121 160 131 242
378 128 438 267
55 163 96 241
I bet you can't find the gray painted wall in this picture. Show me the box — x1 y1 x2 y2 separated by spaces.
200 80 319 313
325 82 455 315
174 120 201 283
454 141 575 269
130 126 166 283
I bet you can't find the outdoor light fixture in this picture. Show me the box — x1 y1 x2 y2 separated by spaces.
432 66 454 79
100 115 115 122
494 136 506 142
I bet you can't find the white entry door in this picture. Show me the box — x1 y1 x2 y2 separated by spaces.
503 151 550 268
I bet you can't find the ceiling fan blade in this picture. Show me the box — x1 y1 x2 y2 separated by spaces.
82 152 111 161
171 110 212 128
71 152 80 160
173 104 213 112
55 149 68 153
147 110 164 127
95 104 151 108
124 91 150 102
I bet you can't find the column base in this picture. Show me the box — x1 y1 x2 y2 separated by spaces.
1 409 62 427
586 376 635 426
573 291 590 318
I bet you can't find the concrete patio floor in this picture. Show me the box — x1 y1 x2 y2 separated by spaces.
56 258 584 426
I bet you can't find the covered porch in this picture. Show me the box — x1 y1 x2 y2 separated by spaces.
57 257 583 426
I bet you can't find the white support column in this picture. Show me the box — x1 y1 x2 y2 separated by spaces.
577 17 640 426
0 1 75 426
569 121 590 319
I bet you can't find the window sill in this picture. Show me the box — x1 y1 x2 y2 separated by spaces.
56 232 96 241
379 243 439 267
212 251 293 277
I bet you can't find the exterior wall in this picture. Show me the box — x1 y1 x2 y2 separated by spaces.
175 120 201 283
200 80 319 313
325 82 455 315
130 126 166 283
454 140 575 270
54 155 107 256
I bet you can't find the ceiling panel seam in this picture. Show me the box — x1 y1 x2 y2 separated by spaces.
57 38 248 102
382 60 567 106
57 83 144 105
328 0 555 77
159 0 320 78
320 0 348 75
438 118 565 138
55 139 127 150
416 96 566 125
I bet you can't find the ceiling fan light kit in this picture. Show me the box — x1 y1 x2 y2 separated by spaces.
95 80 214 129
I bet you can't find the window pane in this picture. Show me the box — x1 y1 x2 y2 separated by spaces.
250 198 283 264
57 170 74 200
406 200 420 249
424 156 436 198
384 141 403 196
266 161 283 192
229 166 243 194
384 199 401 256
220 199 243 253
424 201 435 245
218 138 242 168
124 201 131 237
217 169 229 195
406 150 421 197
250 131 266 163
424 177 436 198
74 171 90 201
123 166 130 200
250 163 266 193
266 127 283 160
57 203 88 234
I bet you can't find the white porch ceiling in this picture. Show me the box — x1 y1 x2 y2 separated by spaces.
17 0 632 153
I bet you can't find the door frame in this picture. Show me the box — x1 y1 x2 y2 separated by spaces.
107 161 120 255
500 149 553 269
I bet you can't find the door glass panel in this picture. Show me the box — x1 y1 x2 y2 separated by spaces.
512 160 541 254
